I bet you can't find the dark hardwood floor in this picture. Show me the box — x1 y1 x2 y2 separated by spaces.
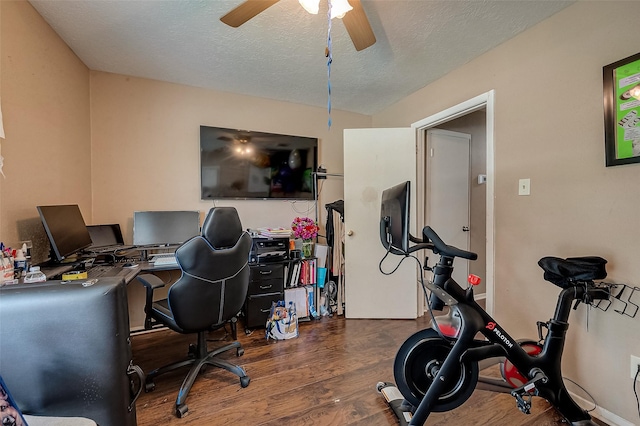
131 315 603 425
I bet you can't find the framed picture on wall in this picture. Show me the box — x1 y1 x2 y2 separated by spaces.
603 51 640 166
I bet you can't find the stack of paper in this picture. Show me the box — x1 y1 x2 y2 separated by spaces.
257 227 292 238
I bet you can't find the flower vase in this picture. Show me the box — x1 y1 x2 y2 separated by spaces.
302 241 314 258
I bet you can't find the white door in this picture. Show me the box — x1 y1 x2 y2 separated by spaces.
426 129 471 286
343 128 417 319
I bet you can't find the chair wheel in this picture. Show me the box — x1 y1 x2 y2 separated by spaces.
237 347 244 357
176 404 188 418
240 376 250 388
144 381 155 392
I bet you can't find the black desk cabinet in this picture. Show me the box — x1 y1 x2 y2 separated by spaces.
244 262 285 329
0 279 138 426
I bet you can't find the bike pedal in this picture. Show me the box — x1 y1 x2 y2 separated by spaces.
512 392 532 415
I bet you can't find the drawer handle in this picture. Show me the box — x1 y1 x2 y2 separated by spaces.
259 284 273 290
260 308 271 313
259 270 273 275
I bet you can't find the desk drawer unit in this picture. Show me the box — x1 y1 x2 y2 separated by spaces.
245 263 285 329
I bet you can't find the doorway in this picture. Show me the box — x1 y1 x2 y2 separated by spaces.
341 91 494 319
413 91 495 314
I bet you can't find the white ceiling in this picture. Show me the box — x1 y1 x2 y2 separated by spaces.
28 0 574 115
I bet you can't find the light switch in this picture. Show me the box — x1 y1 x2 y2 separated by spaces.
518 178 531 196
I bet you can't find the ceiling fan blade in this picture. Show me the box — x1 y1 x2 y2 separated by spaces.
220 0 281 28
342 0 376 51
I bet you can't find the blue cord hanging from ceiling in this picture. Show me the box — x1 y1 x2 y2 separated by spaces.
326 0 333 129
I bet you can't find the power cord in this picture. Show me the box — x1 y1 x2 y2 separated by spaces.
378 245 450 342
563 376 597 412
635 365 640 418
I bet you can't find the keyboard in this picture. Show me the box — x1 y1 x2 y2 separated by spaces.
88 245 135 254
152 255 178 266
87 265 130 278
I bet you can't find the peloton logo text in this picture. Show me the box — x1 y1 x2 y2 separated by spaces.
486 322 514 349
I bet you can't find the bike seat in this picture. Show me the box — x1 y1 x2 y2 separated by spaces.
538 256 607 288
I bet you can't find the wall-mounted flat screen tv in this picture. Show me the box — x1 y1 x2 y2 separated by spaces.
200 126 318 200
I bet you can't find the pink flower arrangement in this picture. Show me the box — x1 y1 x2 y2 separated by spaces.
291 217 319 241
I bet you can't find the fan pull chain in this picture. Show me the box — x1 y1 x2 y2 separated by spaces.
326 0 333 129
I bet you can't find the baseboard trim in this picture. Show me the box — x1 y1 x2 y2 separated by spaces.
571 393 635 426
474 292 486 301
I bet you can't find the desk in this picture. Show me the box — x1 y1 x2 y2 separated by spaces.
37 261 182 331
40 261 180 284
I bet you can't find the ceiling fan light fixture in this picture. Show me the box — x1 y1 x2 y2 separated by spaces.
299 0 320 14
330 0 353 19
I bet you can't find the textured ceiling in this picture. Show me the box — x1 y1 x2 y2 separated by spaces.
28 0 574 115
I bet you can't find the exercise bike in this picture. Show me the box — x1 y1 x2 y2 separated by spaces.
377 182 611 426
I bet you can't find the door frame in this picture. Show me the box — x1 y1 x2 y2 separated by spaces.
411 90 495 315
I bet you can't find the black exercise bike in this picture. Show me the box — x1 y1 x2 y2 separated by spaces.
379 223 610 426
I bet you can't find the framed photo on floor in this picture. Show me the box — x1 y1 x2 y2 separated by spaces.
603 52 640 166
0 376 27 426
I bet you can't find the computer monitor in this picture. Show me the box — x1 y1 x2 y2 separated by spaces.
133 210 201 246
380 181 410 254
87 224 125 249
37 204 93 263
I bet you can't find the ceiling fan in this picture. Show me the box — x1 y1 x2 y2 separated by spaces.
220 0 376 51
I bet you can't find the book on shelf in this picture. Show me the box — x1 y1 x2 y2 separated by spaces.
288 258 317 287
288 262 301 287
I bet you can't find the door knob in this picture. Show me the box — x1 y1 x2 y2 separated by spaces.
462 226 470 232
347 230 354 236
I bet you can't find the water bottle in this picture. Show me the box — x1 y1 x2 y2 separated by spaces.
14 249 27 277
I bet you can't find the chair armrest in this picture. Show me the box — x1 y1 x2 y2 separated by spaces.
136 273 166 290
136 274 167 330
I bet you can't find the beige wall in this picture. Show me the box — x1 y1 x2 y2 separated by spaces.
1 0 91 263
374 2 640 423
0 0 369 261
89 72 369 243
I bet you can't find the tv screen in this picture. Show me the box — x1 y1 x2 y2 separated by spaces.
380 181 410 254
200 126 318 200
37 204 93 263
133 210 201 246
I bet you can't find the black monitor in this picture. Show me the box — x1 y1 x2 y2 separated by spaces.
87 224 125 249
380 181 410 254
37 204 93 263
133 211 200 246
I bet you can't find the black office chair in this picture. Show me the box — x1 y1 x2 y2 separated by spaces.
136 207 252 418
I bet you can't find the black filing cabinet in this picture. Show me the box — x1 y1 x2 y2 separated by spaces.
244 262 285 329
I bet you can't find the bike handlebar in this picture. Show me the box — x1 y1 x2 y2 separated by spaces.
423 226 478 260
